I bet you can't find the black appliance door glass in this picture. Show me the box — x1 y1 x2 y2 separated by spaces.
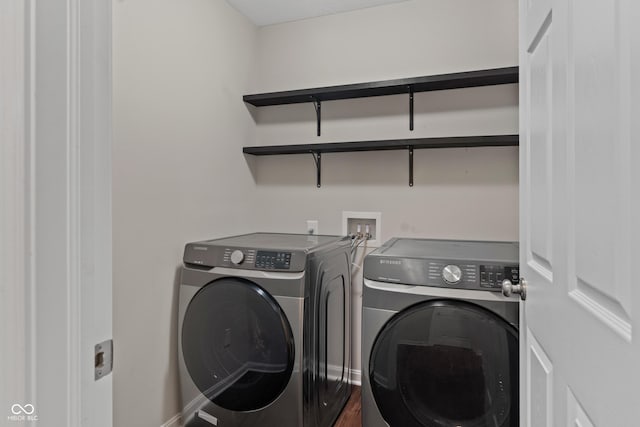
370 300 519 427
182 278 294 411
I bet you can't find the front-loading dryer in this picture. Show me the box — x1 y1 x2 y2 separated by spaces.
362 238 520 427
178 233 352 427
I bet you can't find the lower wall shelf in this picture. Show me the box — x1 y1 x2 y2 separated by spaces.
243 134 519 187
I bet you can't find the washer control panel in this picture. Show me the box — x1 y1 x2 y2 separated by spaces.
255 251 292 270
221 248 292 270
182 232 345 272
217 248 298 271
183 244 304 272
371 259 519 291
363 238 519 292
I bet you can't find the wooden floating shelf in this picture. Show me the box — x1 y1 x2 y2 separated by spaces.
243 67 518 107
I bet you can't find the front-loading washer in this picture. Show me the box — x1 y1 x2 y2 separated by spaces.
178 233 352 427
362 238 520 427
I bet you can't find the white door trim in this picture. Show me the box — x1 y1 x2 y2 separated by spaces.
76 0 114 424
68 1 84 424
0 0 29 417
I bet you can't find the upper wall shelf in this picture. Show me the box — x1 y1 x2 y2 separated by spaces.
243 67 519 187
242 135 518 155
244 135 518 187
243 66 518 106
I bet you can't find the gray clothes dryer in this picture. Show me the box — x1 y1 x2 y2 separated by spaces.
362 238 520 427
178 233 352 427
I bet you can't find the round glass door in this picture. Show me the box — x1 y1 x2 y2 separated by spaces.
370 300 518 427
182 277 294 411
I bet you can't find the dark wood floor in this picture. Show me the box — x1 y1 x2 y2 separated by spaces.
334 386 362 427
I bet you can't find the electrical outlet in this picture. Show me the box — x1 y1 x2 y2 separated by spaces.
342 211 381 246
306 220 319 235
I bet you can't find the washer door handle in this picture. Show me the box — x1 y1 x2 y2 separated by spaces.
502 278 527 301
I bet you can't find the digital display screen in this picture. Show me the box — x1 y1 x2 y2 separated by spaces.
255 251 292 270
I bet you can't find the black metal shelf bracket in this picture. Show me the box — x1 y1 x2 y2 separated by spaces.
408 147 414 187
313 99 321 136
311 151 322 188
409 86 414 131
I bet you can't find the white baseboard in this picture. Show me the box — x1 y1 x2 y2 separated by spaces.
350 368 362 386
160 413 182 427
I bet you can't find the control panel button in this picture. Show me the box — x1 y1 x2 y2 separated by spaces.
230 250 245 265
442 265 462 284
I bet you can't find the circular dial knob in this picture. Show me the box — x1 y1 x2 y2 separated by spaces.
442 264 462 284
230 250 245 265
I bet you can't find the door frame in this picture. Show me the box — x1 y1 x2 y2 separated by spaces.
0 0 113 425
1 0 29 418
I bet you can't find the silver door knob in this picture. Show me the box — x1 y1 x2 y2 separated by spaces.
502 278 527 300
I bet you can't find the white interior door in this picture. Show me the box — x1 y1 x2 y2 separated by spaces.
520 0 640 426
1 0 112 426
33 0 113 424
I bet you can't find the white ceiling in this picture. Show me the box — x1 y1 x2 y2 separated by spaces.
226 0 409 26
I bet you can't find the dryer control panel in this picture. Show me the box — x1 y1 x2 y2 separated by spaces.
183 244 306 272
183 233 349 273
363 238 520 292
366 258 519 291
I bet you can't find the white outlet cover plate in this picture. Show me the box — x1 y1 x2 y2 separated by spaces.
342 211 382 247
306 220 319 235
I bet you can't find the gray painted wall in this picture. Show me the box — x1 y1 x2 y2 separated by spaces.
112 1 257 425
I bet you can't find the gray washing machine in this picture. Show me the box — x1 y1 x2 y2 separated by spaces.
362 238 520 427
178 233 351 427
